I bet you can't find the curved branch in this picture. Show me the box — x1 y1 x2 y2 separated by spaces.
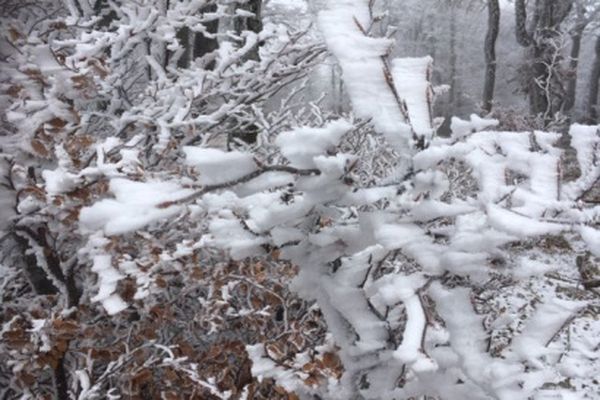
158 164 321 208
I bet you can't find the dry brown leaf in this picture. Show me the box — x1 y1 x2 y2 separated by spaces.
31 139 50 157
6 84 23 97
47 117 67 129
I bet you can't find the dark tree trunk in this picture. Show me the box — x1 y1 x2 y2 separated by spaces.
163 3 219 70
193 4 219 69
564 4 588 115
14 234 58 295
447 0 457 115
234 0 263 61
587 36 600 123
483 0 500 114
93 0 117 29
176 26 191 69
53 356 69 400
15 226 81 307
564 28 583 114
515 0 533 46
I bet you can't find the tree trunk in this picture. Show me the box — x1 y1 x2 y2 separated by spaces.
564 28 583 114
482 0 500 114
193 4 219 69
515 0 533 46
587 36 600 123
176 26 192 69
53 355 69 400
514 0 574 122
92 0 117 29
14 234 58 295
564 3 587 115
448 0 457 115
529 43 550 118
234 0 263 61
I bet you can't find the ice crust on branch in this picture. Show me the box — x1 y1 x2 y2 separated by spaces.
391 57 435 141
183 147 258 185
80 179 192 235
275 120 353 168
318 0 413 159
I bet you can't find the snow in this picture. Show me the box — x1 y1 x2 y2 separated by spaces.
391 57 435 141
313 248 390 355
318 0 413 159
450 114 499 138
28 319 46 333
323 276 388 354
513 257 556 279
90 255 128 315
511 299 586 369
579 226 600 257
369 273 427 305
268 0 308 12
201 213 268 260
392 294 430 367
375 223 442 273
275 120 353 168
119 260 151 300
41 168 79 195
429 284 508 397
487 204 565 238
8 0 596 397
79 179 193 235
564 124 600 200
246 344 307 393
410 200 475 221
183 147 257 185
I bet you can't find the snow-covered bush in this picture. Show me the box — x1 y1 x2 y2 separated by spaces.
2 0 600 399
1 0 329 398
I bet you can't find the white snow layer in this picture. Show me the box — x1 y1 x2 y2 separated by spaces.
318 0 413 157
90 255 128 315
391 57 435 141
511 298 586 369
563 124 600 200
275 119 353 168
450 114 499 138
79 179 193 235
183 147 257 185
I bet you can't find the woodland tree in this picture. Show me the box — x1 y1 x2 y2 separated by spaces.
514 0 574 123
482 0 500 114
587 34 600 123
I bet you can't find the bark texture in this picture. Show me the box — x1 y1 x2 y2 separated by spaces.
234 0 263 61
587 36 600 123
483 0 500 114
514 0 574 122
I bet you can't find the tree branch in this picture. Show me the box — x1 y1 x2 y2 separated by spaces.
158 165 320 208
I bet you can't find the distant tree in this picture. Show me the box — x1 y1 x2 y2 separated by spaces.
234 0 263 61
482 0 500 114
587 35 600 122
514 0 574 123
564 0 599 116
